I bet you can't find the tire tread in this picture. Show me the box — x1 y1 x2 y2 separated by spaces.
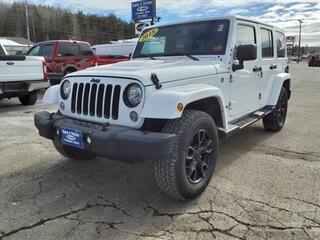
154 110 216 200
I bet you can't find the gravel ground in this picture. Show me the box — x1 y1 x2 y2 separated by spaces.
0 63 319 240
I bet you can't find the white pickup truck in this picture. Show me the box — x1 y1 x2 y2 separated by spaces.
35 16 291 200
0 43 49 105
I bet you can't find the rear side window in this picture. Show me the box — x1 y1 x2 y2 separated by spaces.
261 28 274 58
234 24 256 59
41 44 53 57
276 32 286 58
0 45 6 56
79 43 93 56
57 43 80 57
28 46 40 56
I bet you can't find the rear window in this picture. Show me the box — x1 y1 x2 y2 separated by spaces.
276 32 286 58
57 43 80 57
0 45 6 56
28 45 40 56
79 43 93 56
41 44 53 57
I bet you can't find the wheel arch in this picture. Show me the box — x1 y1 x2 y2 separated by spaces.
63 65 77 76
267 73 291 106
185 97 225 129
283 79 291 99
141 83 227 129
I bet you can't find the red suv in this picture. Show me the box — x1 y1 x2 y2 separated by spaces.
309 55 320 67
27 40 128 84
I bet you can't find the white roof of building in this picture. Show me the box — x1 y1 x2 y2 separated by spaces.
0 38 25 47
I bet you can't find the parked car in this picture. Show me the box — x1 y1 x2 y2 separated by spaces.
309 55 320 67
92 39 137 56
35 16 291 200
0 43 49 105
27 40 128 84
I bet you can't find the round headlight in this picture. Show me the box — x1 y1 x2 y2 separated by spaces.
61 80 71 100
124 83 143 108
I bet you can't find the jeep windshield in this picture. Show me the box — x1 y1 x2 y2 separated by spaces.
133 19 230 59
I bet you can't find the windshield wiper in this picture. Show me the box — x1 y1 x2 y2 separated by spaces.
185 54 199 61
163 53 199 61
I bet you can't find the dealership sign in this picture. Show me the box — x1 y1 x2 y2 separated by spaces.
132 0 156 21
286 36 296 43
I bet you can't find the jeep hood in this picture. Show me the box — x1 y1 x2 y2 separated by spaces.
69 60 228 86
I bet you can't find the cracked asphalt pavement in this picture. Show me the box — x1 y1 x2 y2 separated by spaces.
0 63 320 240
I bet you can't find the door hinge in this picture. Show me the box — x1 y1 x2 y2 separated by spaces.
259 93 262 100
228 101 233 110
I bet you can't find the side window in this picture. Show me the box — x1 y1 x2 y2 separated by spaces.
28 46 40 56
276 32 286 58
79 44 93 56
0 45 6 56
261 28 274 58
57 43 80 57
41 44 53 57
234 24 256 59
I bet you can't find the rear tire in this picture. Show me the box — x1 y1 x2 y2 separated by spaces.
19 92 37 106
154 110 219 200
263 87 288 132
53 139 96 161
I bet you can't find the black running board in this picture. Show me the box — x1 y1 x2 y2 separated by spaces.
218 106 274 138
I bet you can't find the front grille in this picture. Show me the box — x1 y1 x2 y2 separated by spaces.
71 83 121 120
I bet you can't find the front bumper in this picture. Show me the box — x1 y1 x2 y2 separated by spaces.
34 112 176 161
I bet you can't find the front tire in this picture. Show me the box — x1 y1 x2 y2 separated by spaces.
53 139 96 161
154 110 219 200
19 92 37 105
263 87 288 132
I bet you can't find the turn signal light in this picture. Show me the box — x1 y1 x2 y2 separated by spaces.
177 103 184 112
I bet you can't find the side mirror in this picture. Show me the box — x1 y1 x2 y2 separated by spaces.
232 44 257 71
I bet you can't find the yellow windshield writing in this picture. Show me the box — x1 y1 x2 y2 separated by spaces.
139 28 159 42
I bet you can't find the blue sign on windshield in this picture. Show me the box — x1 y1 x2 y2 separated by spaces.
132 0 156 21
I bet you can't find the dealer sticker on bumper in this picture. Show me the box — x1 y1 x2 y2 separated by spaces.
61 128 84 149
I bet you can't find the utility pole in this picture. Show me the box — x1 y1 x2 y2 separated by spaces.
297 19 303 63
25 0 31 49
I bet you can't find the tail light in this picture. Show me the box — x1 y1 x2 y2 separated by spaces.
42 60 48 80
89 58 99 66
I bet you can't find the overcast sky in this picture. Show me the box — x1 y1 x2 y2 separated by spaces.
5 0 320 46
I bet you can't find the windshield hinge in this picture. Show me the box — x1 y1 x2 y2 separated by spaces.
151 73 162 89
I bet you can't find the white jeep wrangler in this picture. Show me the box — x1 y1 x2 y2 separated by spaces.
35 16 291 200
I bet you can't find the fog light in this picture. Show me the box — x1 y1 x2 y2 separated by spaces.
60 102 65 111
86 136 92 145
130 111 138 122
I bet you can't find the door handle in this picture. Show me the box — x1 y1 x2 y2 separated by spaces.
6 62 14 65
253 67 262 72
270 65 277 70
